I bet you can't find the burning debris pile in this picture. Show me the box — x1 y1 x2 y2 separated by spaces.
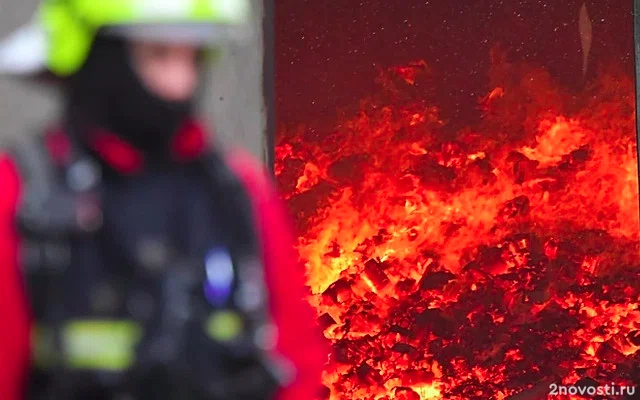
275 54 640 400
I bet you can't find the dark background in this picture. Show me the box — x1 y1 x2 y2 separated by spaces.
275 0 634 134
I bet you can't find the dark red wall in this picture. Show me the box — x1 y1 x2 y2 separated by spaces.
276 0 633 133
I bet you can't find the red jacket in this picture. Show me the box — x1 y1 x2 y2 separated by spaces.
0 122 327 400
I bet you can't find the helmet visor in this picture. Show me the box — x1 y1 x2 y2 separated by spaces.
101 22 252 46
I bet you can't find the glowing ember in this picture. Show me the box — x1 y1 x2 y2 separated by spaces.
276 53 640 399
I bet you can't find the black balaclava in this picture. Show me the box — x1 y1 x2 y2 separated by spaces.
65 34 194 159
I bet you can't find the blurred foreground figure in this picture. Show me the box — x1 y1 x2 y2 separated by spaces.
0 1 326 399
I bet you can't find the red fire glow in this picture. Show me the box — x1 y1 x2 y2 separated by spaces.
275 53 640 400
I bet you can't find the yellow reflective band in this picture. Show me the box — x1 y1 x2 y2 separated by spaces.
205 311 243 342
33 320 143 371
63 320 143 371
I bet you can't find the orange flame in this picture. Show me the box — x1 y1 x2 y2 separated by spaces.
276 59 640 399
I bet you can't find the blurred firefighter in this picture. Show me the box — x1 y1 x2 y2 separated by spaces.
0 1 326 399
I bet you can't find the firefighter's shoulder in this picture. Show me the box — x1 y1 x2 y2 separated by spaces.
0 151 21 213
224 147 276 202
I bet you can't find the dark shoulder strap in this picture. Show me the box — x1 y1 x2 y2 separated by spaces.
10 135 57 220
200 149 295 386
10 134 103 239
11 133 107 398
200 149 267 314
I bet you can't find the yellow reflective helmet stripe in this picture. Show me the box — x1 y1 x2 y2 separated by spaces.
53 0 250 26
37 0 252 76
